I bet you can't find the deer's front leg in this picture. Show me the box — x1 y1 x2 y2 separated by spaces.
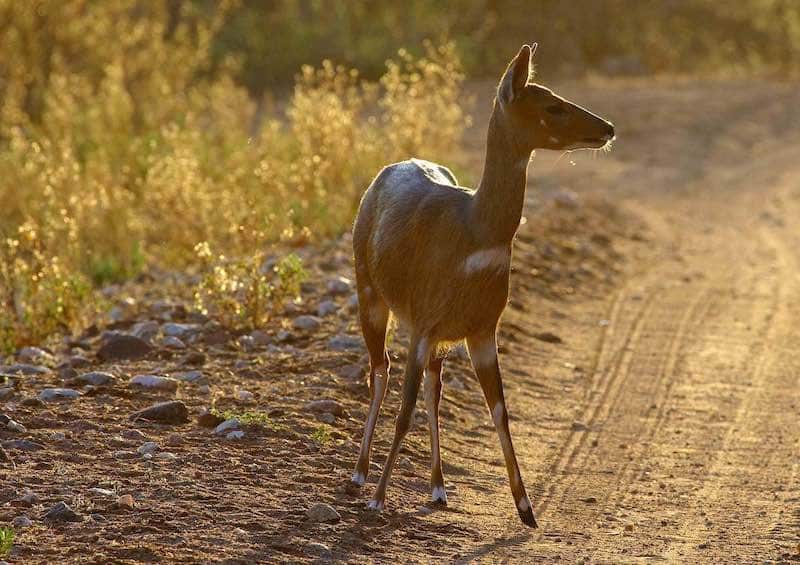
424 355 446 503
467 332 537 528
368 336 431 510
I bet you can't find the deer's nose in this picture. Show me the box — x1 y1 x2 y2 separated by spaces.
602 122 615 141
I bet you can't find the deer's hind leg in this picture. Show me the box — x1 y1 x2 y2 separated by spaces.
424 353 447 503
351 279 391 487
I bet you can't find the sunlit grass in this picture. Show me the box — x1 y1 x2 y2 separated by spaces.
0 527 13 557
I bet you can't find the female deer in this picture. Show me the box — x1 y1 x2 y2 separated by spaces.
350 44 614 527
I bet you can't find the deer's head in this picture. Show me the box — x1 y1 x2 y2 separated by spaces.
497 44 615 152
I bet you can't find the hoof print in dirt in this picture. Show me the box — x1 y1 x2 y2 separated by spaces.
306 502 341 523
43 501 83 523
130 400 189 424
97 334 153 362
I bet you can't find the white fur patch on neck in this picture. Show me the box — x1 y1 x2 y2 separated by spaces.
463 246 510 274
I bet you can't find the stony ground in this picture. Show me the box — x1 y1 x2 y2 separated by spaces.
2 78 800 564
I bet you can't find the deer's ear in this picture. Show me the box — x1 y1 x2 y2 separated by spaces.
499 44 535 105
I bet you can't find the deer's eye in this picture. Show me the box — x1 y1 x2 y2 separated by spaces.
545 104 568 116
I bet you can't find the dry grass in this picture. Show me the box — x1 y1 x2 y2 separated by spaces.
0 2 469 351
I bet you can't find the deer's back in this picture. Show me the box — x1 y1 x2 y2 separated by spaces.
353 160 510 339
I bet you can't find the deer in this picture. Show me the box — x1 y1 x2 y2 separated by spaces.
349 44 614 527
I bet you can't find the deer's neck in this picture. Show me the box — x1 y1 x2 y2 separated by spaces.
472 108 531 245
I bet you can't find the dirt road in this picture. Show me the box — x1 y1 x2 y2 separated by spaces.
417 79 800 563
3 79 799 564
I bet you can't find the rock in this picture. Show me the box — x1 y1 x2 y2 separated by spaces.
237 390 254 403
316 412 336 424
337 364 364 381
3 439 44 451
91 513 107 523
68 355 92 368
12 515 33 528
305 542 332 559
533 331 563 344
165 434 182 446
50 431 66 442
161 336 186 349
57 366 78 380
327 335 363 351
17 346 54 365
130 401 189 424
155 451 177 461
74 371 115 386
0 363 49 376
249 330 271 346
326 276 352 296
292 315 321 331
21 396 44 407
275 330 293 343
162 323 199 338
7 420 26 433
130 321 159 342
129 374 179 391
398 456 414 471
137 442 159 456
172 370 204 383
214 418 240 435
39 388 81 402
122 429 149 440
571 421 589 432
88 487 116 497
98 335 152 361
0 388 13 400
226 430 245 440
580 496 598 503
346 293 359 311
17 492 38 506
417 505 434 516
197 410 224 428
238 335 256 352
305 399 345 417
179 351 206 367
306 502 341 523
113 450 137 460
116 494 135 509
317 300 338 317
43 501 82 522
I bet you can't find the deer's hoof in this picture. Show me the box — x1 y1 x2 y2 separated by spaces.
431 485 448 505
366 499 384 511
351 471 366 487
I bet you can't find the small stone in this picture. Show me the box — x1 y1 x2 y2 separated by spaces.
237 389 254 403
130 400 189 424
398 456 414 471
0 388 13 399
337 364 364 381
417 505 434 515
214 418 240 435
161 336 186 349
346 293 359 311
305 542 332 558
130 321 159 342
326 276 352 296
172 370 204 383
327 334 363 351
624 523 635 532
122 429 149 441
197 410 224 428
137 442 159 456
98 334 152 361
91 513 107 523
116 494 135 509
129 374 179 391
275 330 293 343
198 384 210 394
305 399 345 417
0 363 49 375
7 420 26 433
75 371 115 386
226 430 245 440
12 515 33 528
316 412 336 424
698 542 709 549
293 315 322 331
571 421 589 432
17 346 53 365
2 439 43 452
154 452 178 461
306 502 341 523
580 496 598 503
162 323 199 338
88 488 116 497
43 501 82 522
39 388 81 402
316 300 338 317
238 335 256 352
68 355 92 368
18 492 38 506
113 450 137 460
179 351 206 367
249 330 271 346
